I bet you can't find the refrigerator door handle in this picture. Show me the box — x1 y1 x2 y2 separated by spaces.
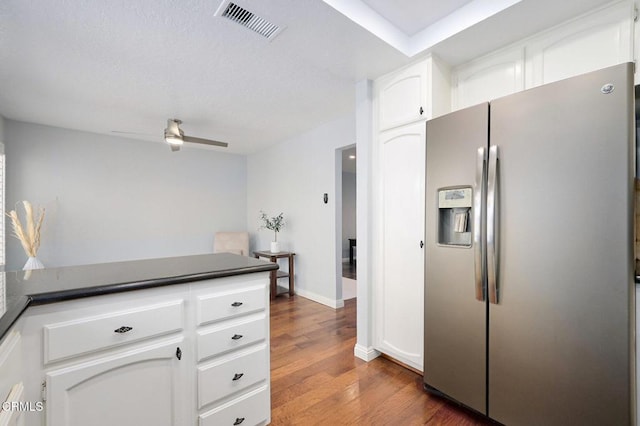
487 145 499 304
473 147 487 301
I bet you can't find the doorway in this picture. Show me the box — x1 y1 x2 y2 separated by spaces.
340 146 357 300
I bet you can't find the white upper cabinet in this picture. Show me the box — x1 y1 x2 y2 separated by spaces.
377 60 428 130
525 2 634 88
451 1 635 109
377 56 451 131
452 47 524 110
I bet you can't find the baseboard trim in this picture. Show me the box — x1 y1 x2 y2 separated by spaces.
380 353 423 375
295 288 344 309
354 344 381 362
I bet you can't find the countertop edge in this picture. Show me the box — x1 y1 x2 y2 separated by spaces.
27 263 278 305
1 259 278 343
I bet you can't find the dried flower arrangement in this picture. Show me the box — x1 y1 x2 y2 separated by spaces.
7 200 45 259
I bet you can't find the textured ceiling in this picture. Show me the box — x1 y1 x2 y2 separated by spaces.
0 0 616 154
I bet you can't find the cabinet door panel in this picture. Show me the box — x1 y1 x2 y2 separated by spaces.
46 337 186 426
378 61 428 130
0 382 26 426
375 122 425 371
452 48 524 110
525 2 633 88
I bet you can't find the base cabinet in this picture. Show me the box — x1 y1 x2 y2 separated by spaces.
46 337 186 426
1 272 270 426
0 331 24 426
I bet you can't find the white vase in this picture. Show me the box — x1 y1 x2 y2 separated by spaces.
23 256 44 270
270 241 280 253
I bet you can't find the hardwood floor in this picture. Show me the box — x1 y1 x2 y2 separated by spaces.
270 295 492 425
342 261 356 280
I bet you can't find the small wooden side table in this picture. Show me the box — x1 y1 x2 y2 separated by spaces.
253 251 295 299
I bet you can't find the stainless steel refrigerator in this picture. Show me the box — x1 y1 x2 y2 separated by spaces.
423 62 634 425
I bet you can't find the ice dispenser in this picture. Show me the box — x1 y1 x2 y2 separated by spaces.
437 187 472 247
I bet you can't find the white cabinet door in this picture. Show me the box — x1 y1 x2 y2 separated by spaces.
377 61 429 131
452 47 524 110
525 2 633 88
0 383 26 426
46 337 186 426
375 122 425 371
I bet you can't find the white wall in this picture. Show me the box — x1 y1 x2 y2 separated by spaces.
247 114 355 308
341 171 356 259
4 120 247 270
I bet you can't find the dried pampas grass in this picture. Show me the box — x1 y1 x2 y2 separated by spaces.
8 201 45 257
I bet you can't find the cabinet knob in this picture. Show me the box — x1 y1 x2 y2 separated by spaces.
420 241 424 248
232 373 244 381
114 326 133 334
419 106 424 115
176 347 182 360
231 301 243 307
233 418 245 425
231 334 243 340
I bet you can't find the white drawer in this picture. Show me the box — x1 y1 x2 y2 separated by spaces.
199 386 269 426
197 316 266 362
44 299 184 363
196 285 266 326
198 345 268 409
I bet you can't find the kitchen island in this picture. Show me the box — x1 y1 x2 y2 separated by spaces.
0 253 277 426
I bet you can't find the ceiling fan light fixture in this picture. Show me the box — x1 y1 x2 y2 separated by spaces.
164 119 184 145
164 132 183 145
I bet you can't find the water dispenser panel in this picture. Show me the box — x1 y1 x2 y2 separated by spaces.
438 187 472 247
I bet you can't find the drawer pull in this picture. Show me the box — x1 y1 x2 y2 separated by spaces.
232 373 244 381
231 302 243 307
176 347 182 360
114 326 133 334
233 418 245 425
231 334 243 340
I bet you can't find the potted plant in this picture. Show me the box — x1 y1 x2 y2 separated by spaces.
259 211 285 253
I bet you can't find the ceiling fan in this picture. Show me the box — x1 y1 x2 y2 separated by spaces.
163 119 229 152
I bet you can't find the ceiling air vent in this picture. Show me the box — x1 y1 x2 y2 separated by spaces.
215 1 283 40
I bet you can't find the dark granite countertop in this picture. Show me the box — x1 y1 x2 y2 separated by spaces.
0 253 278 342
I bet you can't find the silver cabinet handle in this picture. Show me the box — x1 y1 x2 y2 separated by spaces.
474 147 487 301
487 145 499 304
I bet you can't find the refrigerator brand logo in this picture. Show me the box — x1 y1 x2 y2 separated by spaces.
600 83 614 94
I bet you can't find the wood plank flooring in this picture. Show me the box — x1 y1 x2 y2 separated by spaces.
342 261 357 280
270 295 493 425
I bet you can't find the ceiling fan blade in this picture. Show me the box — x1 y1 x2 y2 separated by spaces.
170 144 181 152
183 135 228 148
111 130 155 136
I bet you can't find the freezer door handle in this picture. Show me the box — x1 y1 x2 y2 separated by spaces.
474 147 487 301
487 145 499 304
